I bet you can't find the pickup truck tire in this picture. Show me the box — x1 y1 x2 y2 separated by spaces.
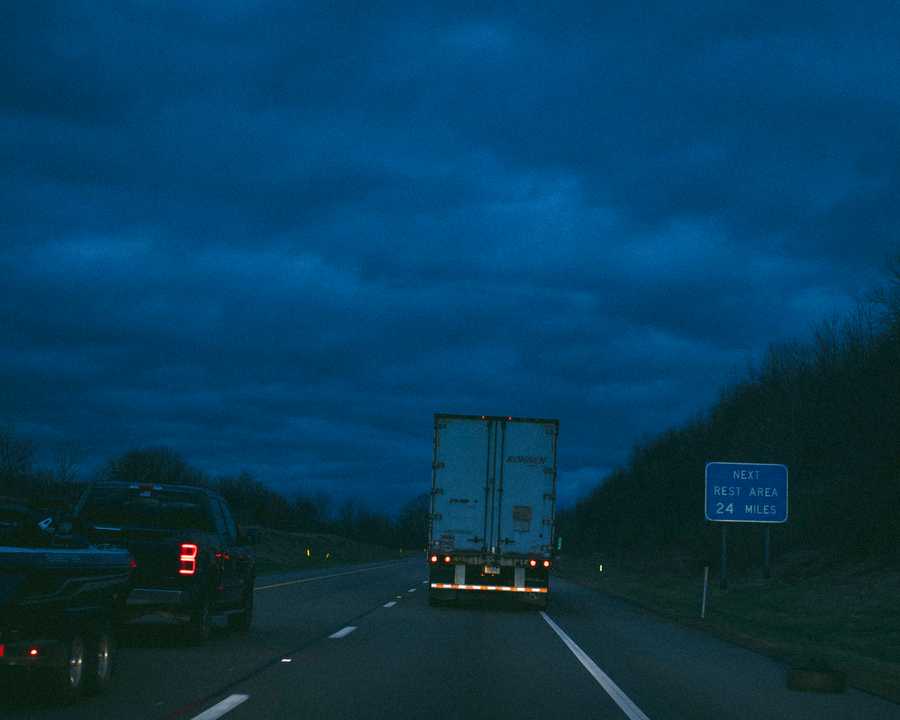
46 633 86 703
185 596 212 644
84 625 115 695
228 583 254 632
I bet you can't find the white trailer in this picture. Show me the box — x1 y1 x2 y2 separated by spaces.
427 414 558 607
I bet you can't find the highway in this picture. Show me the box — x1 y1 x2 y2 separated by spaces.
2 558 898 720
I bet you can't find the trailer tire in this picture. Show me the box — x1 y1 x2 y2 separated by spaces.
84 624 115 695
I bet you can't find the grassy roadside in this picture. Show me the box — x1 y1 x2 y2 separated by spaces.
251 526 409 575
555 551 900 704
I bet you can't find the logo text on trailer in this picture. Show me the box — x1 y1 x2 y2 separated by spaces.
506 456 546 465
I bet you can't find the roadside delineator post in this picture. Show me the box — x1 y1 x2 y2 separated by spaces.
700 565 709 619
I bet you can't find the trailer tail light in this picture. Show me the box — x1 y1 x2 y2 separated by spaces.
0 644 4 658
430 555 438 563
28 647 39 657
443 555 452 564
179 543 199 575
529 559 537 568
543 560 551 568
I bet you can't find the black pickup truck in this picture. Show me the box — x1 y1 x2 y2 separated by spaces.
0 497 132 701
72 482 256 643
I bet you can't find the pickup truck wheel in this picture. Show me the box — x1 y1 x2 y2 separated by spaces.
228 584 254 632
186 596 212 644
46 634 86 703
85 625 115 695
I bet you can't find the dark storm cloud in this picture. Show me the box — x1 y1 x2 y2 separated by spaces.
2 1 898 510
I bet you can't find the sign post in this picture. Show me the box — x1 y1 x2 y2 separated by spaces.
705 462 788 586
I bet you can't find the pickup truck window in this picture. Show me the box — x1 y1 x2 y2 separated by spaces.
79 487 215 532
217 498 238 542
0 502 47 547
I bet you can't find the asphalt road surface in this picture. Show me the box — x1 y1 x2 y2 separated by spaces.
2 558 898 720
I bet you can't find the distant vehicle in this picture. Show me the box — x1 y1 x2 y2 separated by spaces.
428 414 559 608
72 482 256 643
0 496 132 701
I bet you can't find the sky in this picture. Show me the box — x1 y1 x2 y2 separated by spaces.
2 2 898 512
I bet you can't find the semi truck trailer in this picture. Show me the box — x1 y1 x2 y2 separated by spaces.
427 414 559 607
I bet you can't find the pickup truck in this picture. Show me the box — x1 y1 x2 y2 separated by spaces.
0 496 132 701
72 482 256 643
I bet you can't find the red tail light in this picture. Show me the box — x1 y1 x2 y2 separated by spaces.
0 643 4 658
543 560 551 568
443 555 452 564
28 647 39 657
430 555 438 563
179 543 199 576
529 559 537 568
129 557 137 569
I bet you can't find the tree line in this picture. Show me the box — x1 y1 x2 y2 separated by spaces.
558 257 900 571
0 436 428 550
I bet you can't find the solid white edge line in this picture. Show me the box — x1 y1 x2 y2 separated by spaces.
407 588 416 592
329 626 357 639
189 694 250 720
383 601 397 608
541 612 651 720
256 561 404 591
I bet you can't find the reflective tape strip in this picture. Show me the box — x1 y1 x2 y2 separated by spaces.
430 583 548 593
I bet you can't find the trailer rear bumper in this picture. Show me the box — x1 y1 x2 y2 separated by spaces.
430 583 547 593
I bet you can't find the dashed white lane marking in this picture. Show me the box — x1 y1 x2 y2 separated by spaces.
329 626 357 639
541 612 651 720
407 588 416 593
422 580 428 584
383 600 397 608
256 561 404 591
189 694 249 720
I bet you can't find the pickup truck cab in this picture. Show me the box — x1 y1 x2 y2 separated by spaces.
72 482 255 643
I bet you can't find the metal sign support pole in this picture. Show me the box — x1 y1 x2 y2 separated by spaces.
763 525 771 579
720 524 728 591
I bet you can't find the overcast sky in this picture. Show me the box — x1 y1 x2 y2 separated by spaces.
2 2 898 511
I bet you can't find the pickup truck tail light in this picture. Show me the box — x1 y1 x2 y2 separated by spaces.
179 543 199 576
429 554 438 563
543 559 551 568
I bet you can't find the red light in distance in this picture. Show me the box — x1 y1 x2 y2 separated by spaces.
529 559 537 568
28 647 39 657
443 555 452 564
543 560 551 568
430 555 438 563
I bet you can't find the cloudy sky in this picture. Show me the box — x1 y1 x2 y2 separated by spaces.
2 2 898 511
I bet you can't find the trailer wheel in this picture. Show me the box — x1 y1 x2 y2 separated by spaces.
85 625 116 695
46 634 86 703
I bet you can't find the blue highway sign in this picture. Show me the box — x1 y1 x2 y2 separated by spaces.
705 462 788 523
